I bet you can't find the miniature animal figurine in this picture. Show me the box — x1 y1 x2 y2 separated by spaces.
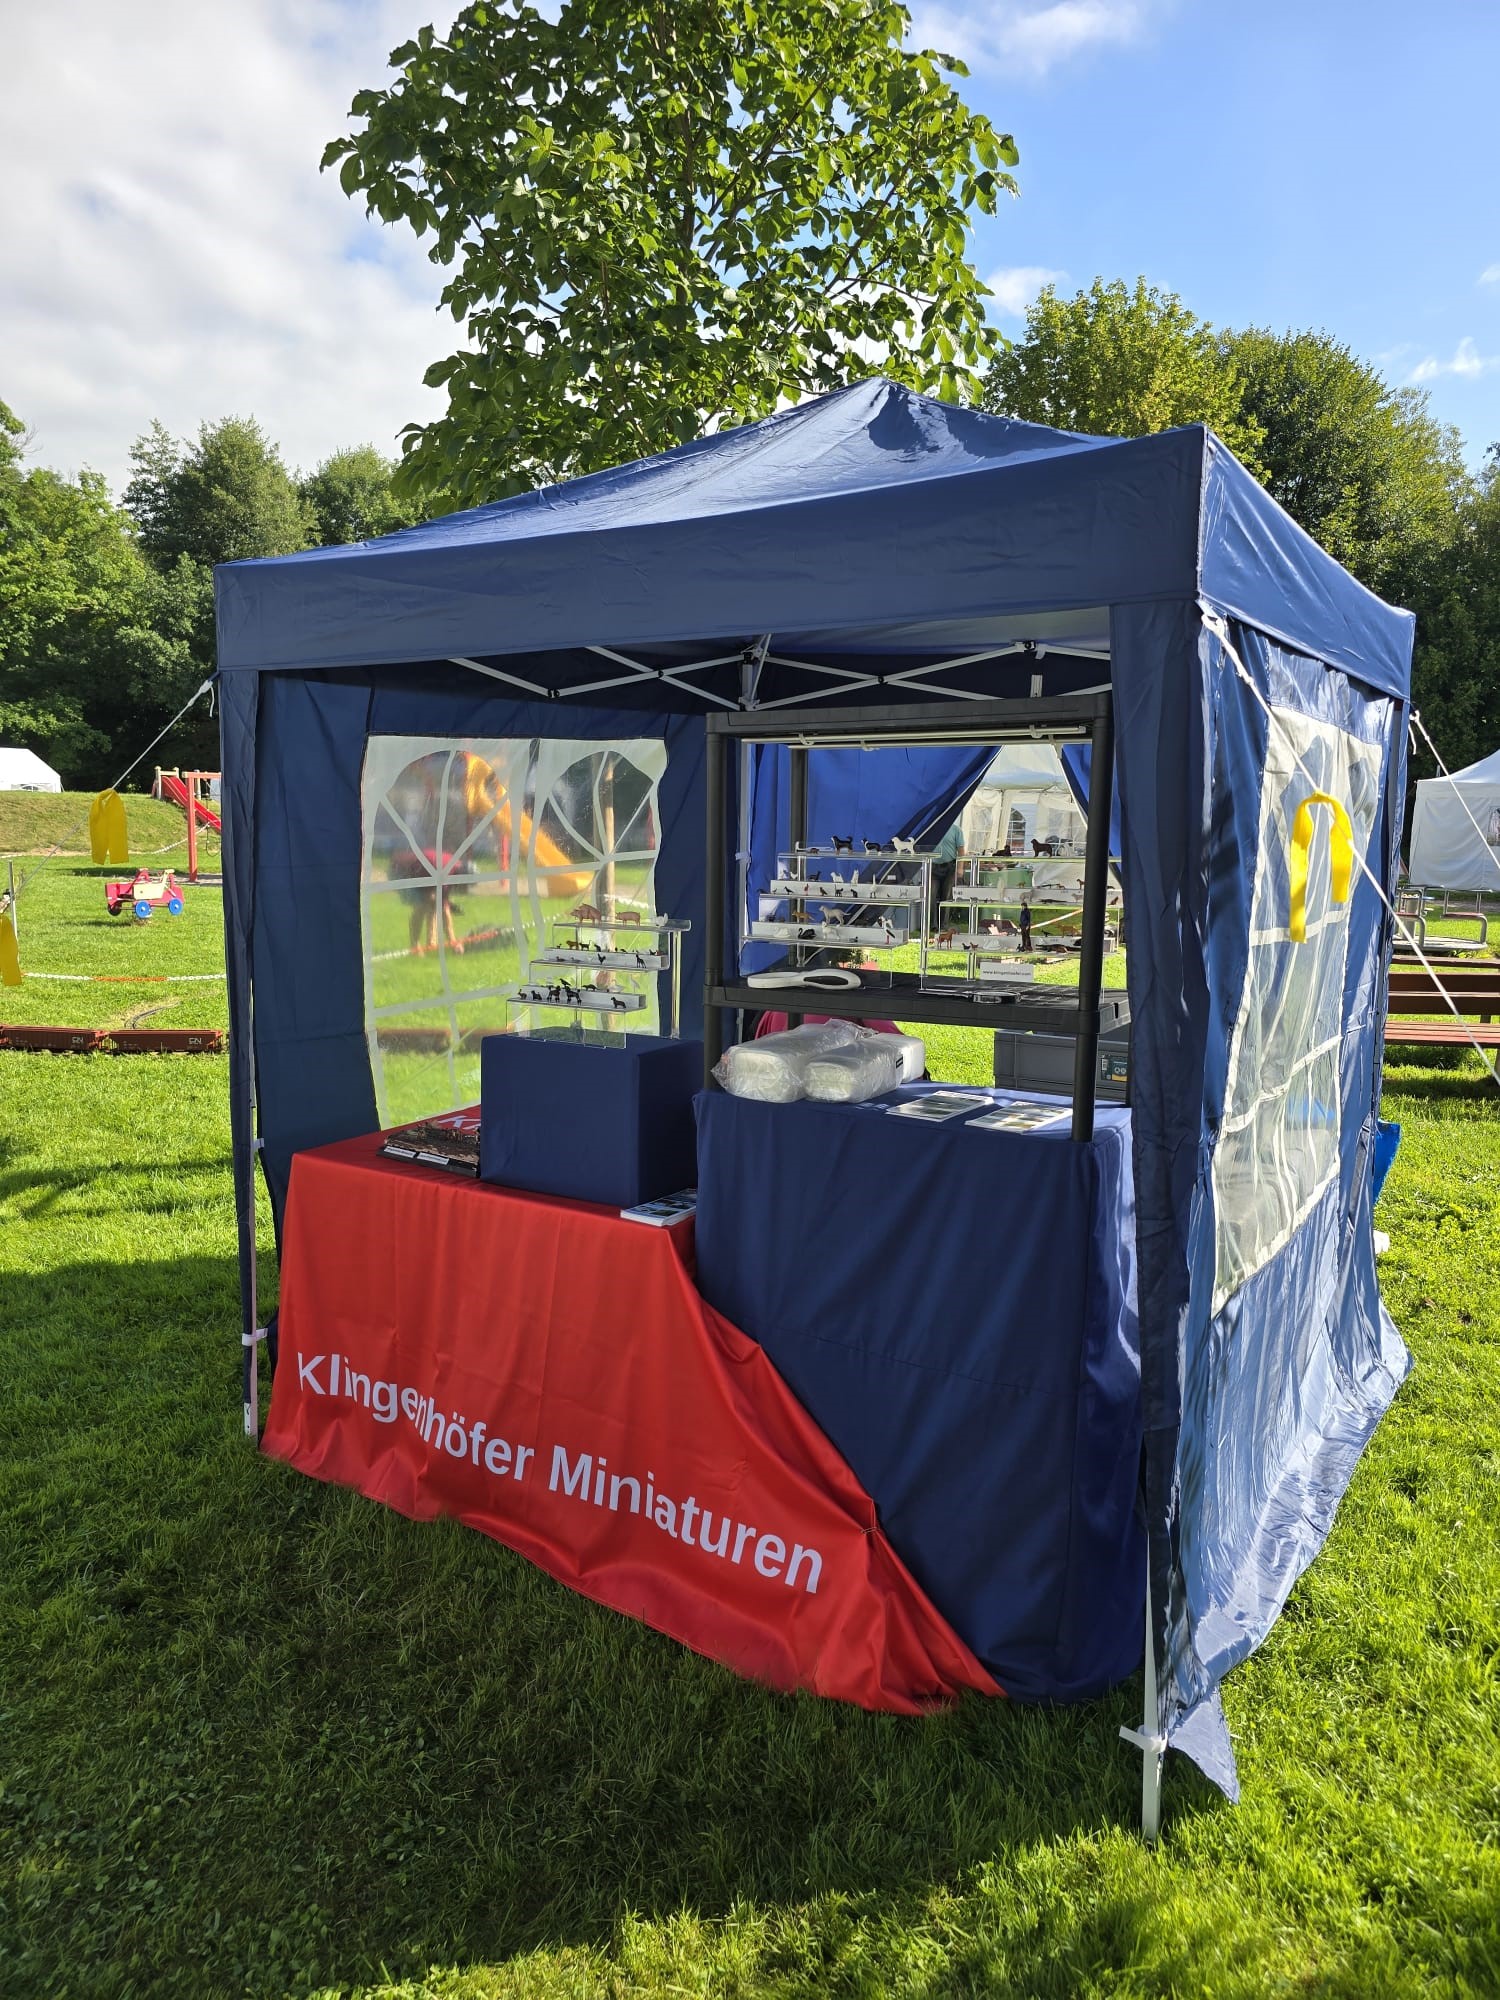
616 909 642 926
832 835 855 854
933 929 955 948
571 902 601 922
563 936 584 951
892 835 915 855
607 993 630 1010
864 838 883 853
797 926 818 941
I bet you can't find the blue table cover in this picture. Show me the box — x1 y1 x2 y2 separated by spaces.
694 1084 1143 1701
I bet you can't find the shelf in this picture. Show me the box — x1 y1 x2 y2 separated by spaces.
509 985 647 1014
748 919 902 948
714 976 1128 1036
930 934 1025 953
553 914 691 935
767 878 925 905
780 845 938 861
534 946 668 970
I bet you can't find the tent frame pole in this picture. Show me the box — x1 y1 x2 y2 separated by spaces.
1071 698 1115 1141
703 723 728 1087
786 745 810 1030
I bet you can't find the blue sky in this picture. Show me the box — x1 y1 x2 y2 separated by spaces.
6 0 1497 489
930 0 1500 463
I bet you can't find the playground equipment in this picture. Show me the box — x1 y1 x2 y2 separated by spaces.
458 752 595 897
153 769 222 884
106 868 185 922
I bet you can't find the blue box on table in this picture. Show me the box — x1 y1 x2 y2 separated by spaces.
480 1033 702 1208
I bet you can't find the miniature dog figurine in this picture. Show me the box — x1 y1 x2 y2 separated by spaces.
863 838 883 853
892 834 916 854
832 835 855 854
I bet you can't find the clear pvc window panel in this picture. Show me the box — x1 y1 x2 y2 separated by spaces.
359 736 668 1128
1211 705 1381 1311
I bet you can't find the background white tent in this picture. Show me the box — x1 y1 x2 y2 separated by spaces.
1407 746 1500 891
0 746 62 792
961 743 1086 856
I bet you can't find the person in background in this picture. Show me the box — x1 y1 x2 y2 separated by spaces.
1019 897 1033 952
928 818 963 928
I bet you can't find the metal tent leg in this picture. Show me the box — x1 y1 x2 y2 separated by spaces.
1119 1563 1166 1842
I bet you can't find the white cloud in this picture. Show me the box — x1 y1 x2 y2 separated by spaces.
910 1 1148 79
2 1 460 493
1410 338 1500 383
1480 264 1500 287
984 265 1067 316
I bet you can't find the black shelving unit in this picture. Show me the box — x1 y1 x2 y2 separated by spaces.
703 692 1119 1141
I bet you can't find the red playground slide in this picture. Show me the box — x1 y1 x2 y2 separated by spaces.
158 771 222 834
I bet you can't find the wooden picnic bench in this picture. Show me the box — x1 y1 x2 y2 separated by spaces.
1384 960 1500 1056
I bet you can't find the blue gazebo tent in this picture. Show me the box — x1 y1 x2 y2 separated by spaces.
215 379 1413 1805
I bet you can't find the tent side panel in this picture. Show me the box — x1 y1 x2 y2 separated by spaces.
245 670 708 1233
1128 614 1414 1797
1110 597 1219 1777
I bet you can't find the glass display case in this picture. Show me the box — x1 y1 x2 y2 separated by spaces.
703 692 1123 1139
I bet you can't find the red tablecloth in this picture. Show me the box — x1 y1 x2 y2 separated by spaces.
263 1135 998 1713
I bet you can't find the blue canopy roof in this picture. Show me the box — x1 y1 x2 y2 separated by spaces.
216 378 1412 701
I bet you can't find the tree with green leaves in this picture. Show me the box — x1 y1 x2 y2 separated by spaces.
1408 445 1500 782
300 445 422 544
0 401 247 783
983 278 1266 469
1221 327 1467 599
325 0 1017 506
124 416 316 569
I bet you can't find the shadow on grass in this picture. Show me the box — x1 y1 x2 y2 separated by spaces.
0 1247 1233 1999
0 1152 231 1218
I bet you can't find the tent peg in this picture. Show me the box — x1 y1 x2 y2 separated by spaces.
1119 1573 1165 1842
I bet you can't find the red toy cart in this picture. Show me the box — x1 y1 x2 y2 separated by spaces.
106 869 185 923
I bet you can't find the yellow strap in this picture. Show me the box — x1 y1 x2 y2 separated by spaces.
0 913 20 987
1288 791 1354 942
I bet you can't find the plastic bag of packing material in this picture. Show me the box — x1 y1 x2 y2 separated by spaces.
714 1020 859 1103
886 1032 926 1083
804 1033 905 1103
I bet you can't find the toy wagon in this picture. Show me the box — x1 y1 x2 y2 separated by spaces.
106 868 185 923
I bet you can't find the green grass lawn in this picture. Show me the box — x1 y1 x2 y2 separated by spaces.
2 855 1498 1997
